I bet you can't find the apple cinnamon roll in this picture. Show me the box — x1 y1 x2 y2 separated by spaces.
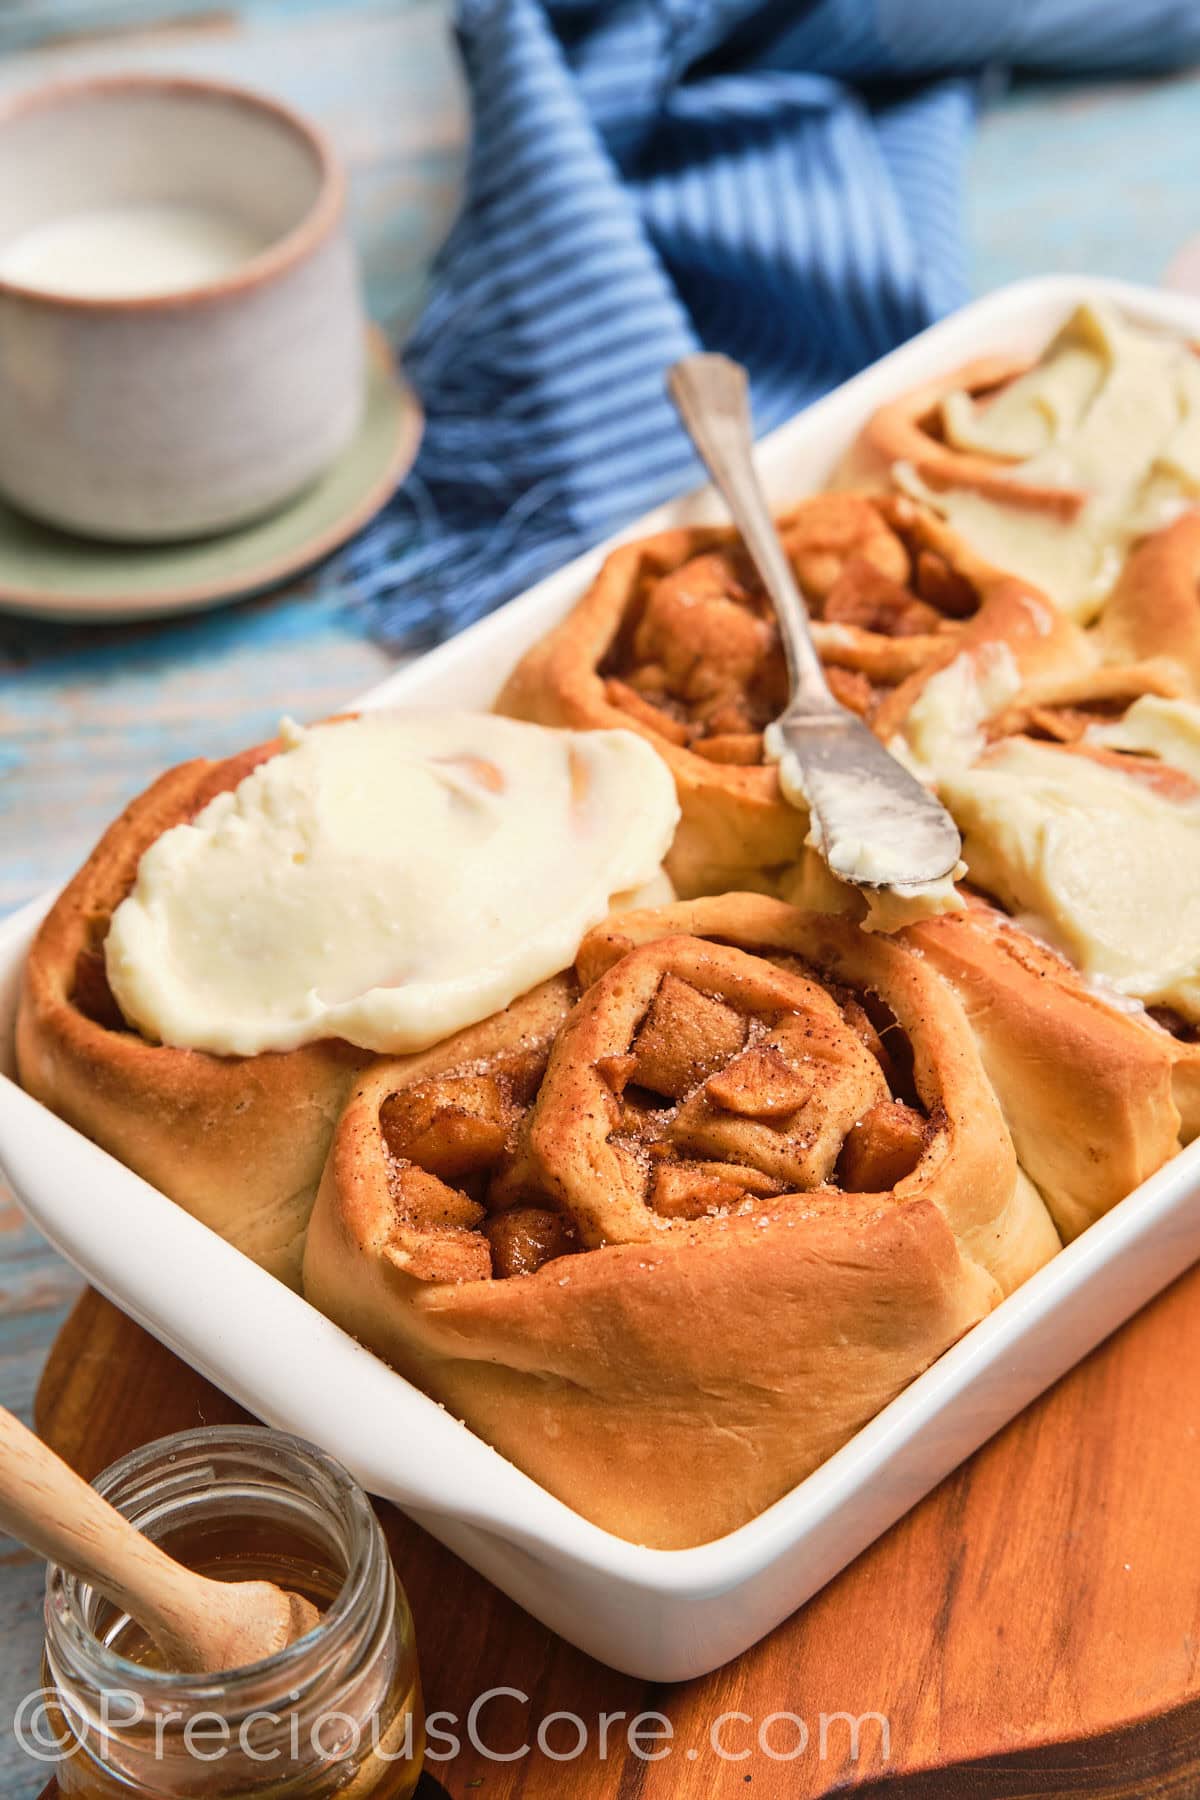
878 592 1200 1034
498 491 1004 897
836 302 1200 623
842 588 1200 1177
303 894 1059 1548
18 713 678 1287
591 894 1200 1243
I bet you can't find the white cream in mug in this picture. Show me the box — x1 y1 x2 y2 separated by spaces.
0 203 267 299
104 712 681 1056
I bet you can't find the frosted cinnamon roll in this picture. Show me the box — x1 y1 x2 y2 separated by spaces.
18 713 678 1285
838 302 1200 622
498 491 1001 897
877 592 1200 1030
303 894 1058 1548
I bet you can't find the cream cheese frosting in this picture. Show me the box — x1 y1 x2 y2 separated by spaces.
935 703 1200 1021
897 302 1200 621
896 641 1024 778
105 712 680 1056
893 663 1200 1016
777 850 963 934
1088 691 1200 780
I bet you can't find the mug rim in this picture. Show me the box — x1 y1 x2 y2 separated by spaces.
0 70 346 314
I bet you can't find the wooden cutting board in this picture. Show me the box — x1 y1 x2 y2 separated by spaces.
33 1273 1200 1800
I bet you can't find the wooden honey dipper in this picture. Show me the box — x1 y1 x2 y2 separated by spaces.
0 1405 320 1673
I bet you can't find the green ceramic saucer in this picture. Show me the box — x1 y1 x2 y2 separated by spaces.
0 331 421 622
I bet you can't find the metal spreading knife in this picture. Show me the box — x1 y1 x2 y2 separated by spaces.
666 352 962 892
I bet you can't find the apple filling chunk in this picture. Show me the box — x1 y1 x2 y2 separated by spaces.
628 973 746 1099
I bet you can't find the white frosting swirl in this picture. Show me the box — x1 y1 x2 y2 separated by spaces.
106 712 680 1055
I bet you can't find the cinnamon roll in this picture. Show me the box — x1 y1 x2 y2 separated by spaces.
880 592 1200 1031
18 713 678 1287
303 894 1059 1548
498 491 1004 897
591 894 1200 1241
836 302 1200 623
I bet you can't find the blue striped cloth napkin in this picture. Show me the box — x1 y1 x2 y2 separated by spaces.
349 0 1200 648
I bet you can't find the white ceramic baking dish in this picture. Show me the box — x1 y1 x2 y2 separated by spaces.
3 273 1199 1683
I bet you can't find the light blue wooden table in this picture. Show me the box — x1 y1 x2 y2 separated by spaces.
1 9 1198 1791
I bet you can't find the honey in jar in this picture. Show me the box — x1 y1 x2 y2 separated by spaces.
41 1427 423 1798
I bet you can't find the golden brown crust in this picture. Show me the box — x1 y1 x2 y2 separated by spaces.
303 895 1063 1547
1093 512 1200 695
16 743 371 1288
856 573 1200 1193
309 1193 993 1548
901 897 1195 1239
595 895 1200 1240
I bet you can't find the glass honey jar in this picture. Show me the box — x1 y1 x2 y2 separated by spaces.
40 1426 423 1798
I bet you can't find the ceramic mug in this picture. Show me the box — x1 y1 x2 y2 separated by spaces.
0 74 365 542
